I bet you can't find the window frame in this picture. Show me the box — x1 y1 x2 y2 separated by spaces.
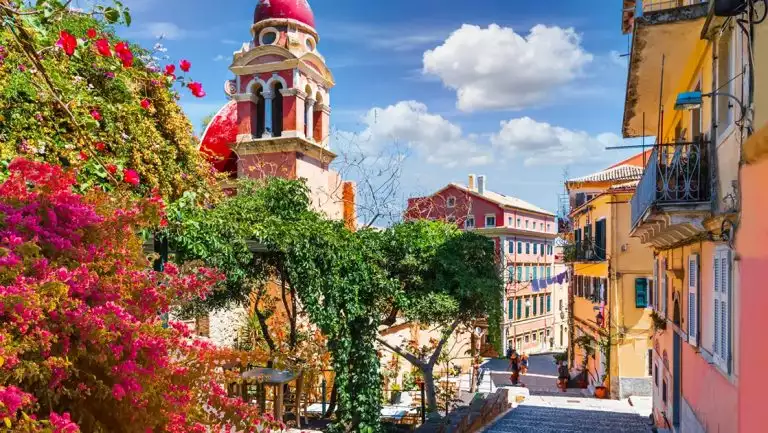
713 246 732 373
446 196 456 208
485 214 496 227
465 216 475 229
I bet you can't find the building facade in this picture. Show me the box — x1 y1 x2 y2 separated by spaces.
406 175 567 356
565 154 655 399
621 0 761 430
196 0 356 347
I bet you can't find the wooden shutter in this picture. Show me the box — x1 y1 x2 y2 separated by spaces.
661 257 668 317
713 252 721 359
508 298 514 320
652 257 659 311
687 254 699 346
635 278 648 308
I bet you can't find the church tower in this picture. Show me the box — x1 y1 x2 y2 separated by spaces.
201 0 353 223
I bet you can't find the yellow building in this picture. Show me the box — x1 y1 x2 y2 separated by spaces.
621 0 756 430
565 153 654 399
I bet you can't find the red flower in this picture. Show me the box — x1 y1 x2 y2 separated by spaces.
164 64 176 77
140 99 152 110
87 28 97 39
90 110 102 121
123 169 140 186
95 142 106 151
94 39 111 57
106 164 117 174
179 59 191 72
114 42 134 67
188 82 206 98
56 31 78 56
79 151 89 161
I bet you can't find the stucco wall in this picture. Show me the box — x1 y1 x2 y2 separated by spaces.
296 154 343 220
737 155 768 433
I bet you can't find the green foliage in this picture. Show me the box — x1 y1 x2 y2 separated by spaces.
0 10 217 201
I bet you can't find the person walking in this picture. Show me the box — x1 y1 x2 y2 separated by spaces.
557 361 570 392
509 352 520 386
520 354 529 375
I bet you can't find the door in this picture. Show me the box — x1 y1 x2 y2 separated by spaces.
672 332 682 428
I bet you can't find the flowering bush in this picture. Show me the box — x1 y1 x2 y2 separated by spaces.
0 4 218 202
0 159 282 432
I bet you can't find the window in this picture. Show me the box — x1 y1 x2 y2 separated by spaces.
508 298 514 320
526 243 531 254
532 266 538 280
508 241 514 254
547 294 552 312
465 216 475 229
539 295 544 314
525 299 530 318
654 364 659 388
532 332 537 342
517 298 522 319
574 228 582 259
524 334 530 343
485 215 496 227
517 266 522 282
517 242 522 254
548 244 553 255
541 243 545 256
635 278 649 308
508 216 513 226
525 266 530 281
688 254 699 346
517 218 521 227
547 223 551 232
713 247 732 372
717 26 735 132
662 379 668 404
446 216 456 223
533 296 538 316
508 266 515 283
546 267 551 279
595 219 607 260
533 244 538 255
446 196 456 208
526 220 530 229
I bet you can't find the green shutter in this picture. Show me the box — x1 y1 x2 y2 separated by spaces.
508 298 514 320
635 278 649 308
517 299 522 318
547 294 552 312
546 267 552 278
533 297 537 315
533 266 538 280
518 242 522 254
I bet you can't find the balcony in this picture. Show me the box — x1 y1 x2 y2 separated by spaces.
630 140 712 247
642 0 709 14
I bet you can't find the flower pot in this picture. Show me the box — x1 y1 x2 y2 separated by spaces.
594 385 608 399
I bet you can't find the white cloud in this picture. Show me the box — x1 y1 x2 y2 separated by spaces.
221 39 241 46
423 24 593 112
124 22 191 41
490 117 622 166
609 50 628 68
335 101 491 168
213 54 227 62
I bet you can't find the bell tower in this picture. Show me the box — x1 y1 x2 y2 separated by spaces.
222 0 335 177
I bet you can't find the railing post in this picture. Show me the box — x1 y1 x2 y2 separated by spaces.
420 382 426 425
321 377 327 415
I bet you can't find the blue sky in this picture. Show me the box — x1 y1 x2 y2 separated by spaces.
117 0 643 220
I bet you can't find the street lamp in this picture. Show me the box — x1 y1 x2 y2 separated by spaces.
675 90 747 122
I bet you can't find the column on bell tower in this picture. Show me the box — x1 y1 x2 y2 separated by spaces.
278 87 307 138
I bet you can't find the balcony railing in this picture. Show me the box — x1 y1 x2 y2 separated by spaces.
642 0 708 13
631 139 710 228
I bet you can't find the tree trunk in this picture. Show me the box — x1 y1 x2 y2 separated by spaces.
420 364 439 414
323 381 337 418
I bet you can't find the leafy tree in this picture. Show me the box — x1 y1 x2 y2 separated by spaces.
376 221 504 413
0 1 217 202
0 159 282 432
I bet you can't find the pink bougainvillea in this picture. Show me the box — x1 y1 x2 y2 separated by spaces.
188 82 206 98
94 38 112 57
114 42 134 67
179 59 191 72
0 159 283 432
56 31 77 56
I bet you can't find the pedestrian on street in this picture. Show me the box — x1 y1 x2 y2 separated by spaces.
521 353 529 375
558 361 570 392
509 352 520 386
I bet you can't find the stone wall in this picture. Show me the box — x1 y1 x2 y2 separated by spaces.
619 377 652 399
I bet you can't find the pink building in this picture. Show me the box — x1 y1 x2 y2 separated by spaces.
406 175 567 355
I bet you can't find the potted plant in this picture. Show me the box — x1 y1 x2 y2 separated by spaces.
594 374 609 399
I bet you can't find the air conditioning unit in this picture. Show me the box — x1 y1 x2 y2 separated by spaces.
714 0 748 17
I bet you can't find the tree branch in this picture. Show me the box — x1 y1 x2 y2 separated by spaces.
428 318 461 366
376 337 422 366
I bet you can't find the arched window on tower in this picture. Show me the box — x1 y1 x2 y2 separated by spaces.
271 82 283 137
253 85 265 138
313 92 323 142
304 84 315 141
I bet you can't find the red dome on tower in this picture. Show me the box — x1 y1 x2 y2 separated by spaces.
254 0 315 29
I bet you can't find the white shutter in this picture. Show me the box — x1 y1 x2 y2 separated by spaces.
713 252 721 359
721 249 731 371
687 254 699 346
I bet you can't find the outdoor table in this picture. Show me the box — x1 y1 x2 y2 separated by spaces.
241 368 300 427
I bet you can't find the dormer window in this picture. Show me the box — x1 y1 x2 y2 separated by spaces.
446 196 456 208
465 216 475 229
485 215 496 227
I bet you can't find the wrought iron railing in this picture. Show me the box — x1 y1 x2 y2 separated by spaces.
631 139 710 228
642 0 708 13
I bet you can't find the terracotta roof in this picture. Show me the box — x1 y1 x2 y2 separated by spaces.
448 183 555 216
567 164 644 184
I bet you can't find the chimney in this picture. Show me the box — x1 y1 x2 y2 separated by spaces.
477 175 486 195
468 174 476 191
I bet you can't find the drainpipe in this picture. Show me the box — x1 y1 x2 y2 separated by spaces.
710 35 719 214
